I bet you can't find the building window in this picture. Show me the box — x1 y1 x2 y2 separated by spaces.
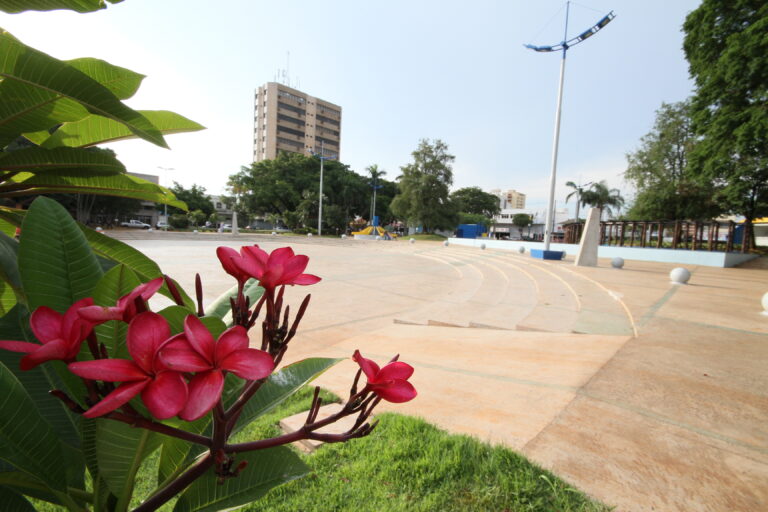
277 125 305 138
316 114 340 126
277 101 305 116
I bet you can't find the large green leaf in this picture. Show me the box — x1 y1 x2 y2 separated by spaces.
232 357 342 436
0 56 143 147
0 232 22 299
18 196 102 312
0 471 64 507
0 171 188 208
0 281 15 314
159 306 227 339
156 416 209 486
0 146 125 176
40 110 205 148
91 264 140 359
0 0 122 14
172 447 309 512
96 419 161 503
0 361 68 492
0 485 36 511
80 225 195 307
0 29 167 148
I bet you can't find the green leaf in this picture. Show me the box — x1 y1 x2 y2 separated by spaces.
18 196 102 312
0 484 37 511
0 29 167 148
0 172 187 209
0 471 64 507
232 357 342 436
96 419 161 502
158 306 227 339
79 225 195 307
91 264 140 358
0 361 68 492
172 447 309 512
0 146 125 175
0 281 16 315
40 110 205 148
0 0 120 14
66 56 144 100
156 416 209 485
0 232 22 298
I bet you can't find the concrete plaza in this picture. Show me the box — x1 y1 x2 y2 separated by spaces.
117 231 768 512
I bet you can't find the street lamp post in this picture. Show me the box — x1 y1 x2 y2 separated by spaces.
157 166 174 230
525 3 615 251
309 141 329 236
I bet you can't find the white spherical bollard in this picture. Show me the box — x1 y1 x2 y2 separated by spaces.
193 230 198 234
147 228 153 232
96 227 103 232
341 234 347 239
409 237 415 244
272 231 277 236
670 267 691 285
443 240 449 247
518 246 525 254
307 232 313 237
480 243 486 250
611 257 625 269
375 235 381 241
761 292 768 315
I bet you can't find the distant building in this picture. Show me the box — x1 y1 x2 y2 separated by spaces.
253 82 342 162
491 207 569 240
490 189 526 210
127 172 160 227
210 195 233 224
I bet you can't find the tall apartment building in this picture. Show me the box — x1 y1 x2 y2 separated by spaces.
490 189 526 209
253 82 342 162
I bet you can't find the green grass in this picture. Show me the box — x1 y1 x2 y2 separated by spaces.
31 387 608 511
407 233 448 241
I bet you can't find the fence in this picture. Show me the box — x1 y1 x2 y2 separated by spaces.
562 220 751 253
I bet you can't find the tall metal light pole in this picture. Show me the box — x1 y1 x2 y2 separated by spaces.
525 3 615 251
309 141 329 236
157 166 174 230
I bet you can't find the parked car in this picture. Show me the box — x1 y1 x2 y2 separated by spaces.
120 220 151 229
220 223 232 231
156 221 170 230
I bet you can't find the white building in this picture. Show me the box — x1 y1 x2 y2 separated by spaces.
491 207 570 240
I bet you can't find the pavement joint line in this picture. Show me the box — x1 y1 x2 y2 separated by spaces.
578 391 768 458
638 285 681 328
652 314 768 336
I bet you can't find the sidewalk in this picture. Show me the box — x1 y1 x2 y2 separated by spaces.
121 232 768 511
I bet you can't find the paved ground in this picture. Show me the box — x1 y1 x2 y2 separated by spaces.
114 231 768 512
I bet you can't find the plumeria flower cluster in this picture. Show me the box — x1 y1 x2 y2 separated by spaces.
0 244 416 512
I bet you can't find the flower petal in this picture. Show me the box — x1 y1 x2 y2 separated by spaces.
138 278 164 301
78 306 124 323
127 312 171 373
20 339 70 370
216 247 243 279
160 347 212 373
214 326 249 362
371 379 417 403
183 315 215 363
82 380 148 418
0 340 41 354
373 362 414 383
291 273 322 286
30 306 62 343
352 350 380 381
62 298 95 342
180 370 224 422
219 348 274 380
238 246 269 278
142 371 188 420
68 359 147 382
280 254 309 283
267 247 295 267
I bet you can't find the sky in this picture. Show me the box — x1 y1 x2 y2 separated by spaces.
0 0 701 217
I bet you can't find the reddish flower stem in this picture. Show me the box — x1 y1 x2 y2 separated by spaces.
195 273 204 316
131 453 214 512
163 275 186 307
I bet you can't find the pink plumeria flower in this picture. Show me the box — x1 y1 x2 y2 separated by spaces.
159 315 274 421
0 298 95 370
68 312 187 420
218 245 321 292
78 277 164 324
352 350 417 403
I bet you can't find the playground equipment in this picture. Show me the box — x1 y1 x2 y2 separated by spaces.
352 226 397 240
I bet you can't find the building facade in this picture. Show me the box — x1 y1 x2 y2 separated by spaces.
490 189 526 210
253 82 342 162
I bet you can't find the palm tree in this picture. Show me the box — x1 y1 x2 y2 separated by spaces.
565 180 591 222
366 164 386 224
580 181 625 220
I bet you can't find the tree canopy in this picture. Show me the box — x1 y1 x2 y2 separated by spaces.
579 181 624 219
683 0 768 231
623 101 718 220
450 187 500 218
169 182 214 217
391 139 458 232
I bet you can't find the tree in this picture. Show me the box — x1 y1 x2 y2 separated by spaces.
458 212 491 227
579 181 624 219
450 187 501 217
168 182 214 217
683 0 768 248
623 101 718 220
366 164 386 222
187 209 207 228
390 139 458 232
565 181 590 222
512 213 532 238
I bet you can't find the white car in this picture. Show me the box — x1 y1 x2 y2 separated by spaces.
120 220 151 229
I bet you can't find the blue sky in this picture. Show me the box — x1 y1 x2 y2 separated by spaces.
1 0 701 216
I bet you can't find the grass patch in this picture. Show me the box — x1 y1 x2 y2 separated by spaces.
407 233 448 241
30 387 608 511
